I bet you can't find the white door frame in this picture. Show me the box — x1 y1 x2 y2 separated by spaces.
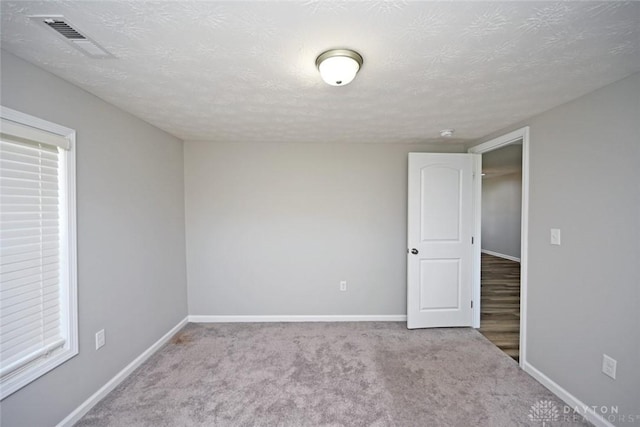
468 126 530 368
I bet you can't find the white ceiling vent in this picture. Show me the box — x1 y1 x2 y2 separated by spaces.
30 15 112 58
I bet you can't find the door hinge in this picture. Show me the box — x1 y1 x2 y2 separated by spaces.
471 300 474 309
471 236 474 244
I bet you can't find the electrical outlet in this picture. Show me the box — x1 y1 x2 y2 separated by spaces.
602 354 617 379
95 329 105 350
339 280 347 292
550 228 561 245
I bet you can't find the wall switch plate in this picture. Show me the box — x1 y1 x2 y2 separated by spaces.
339 280 347 292
602 354 617 379
95 329 105 350
550 228 561 245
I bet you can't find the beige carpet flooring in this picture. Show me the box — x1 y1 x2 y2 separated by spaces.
76 322 588 427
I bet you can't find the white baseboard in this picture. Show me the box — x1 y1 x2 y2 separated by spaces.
57 316 189 427
481 249 521 263
189 314 407 323
523 361 614 427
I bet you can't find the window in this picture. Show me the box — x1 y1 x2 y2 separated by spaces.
0 107 77 399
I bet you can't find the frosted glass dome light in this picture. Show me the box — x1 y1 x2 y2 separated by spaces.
316 49 363 87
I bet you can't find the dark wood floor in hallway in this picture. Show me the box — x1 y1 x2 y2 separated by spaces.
479 253 521 361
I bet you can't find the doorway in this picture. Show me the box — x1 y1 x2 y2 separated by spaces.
478 144 522 361
469 127 530 367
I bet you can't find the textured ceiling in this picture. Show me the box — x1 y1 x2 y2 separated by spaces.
1 1 639 144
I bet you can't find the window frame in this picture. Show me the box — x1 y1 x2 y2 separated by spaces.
0 106 78 400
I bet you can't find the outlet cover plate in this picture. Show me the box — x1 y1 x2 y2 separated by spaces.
602 354 617 379
95 329 105 350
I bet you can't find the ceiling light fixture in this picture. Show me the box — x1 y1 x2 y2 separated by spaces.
316 49 363 87
440 129 455 138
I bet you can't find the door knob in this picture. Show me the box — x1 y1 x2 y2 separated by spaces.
411 248 419 255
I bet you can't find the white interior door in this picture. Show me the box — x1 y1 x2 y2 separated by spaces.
407 153 476 329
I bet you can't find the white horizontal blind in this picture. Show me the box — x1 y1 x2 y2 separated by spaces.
0 137 65 379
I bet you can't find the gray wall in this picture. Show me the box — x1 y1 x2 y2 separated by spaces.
0 51 188 426
184 141 464 316
470 72 640 419
481 171 522 259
